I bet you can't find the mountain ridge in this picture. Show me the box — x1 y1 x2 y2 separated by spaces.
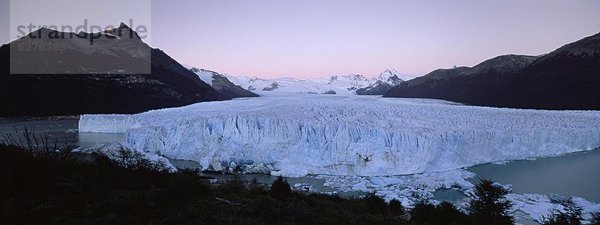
383 32 600 110
0 24 229 116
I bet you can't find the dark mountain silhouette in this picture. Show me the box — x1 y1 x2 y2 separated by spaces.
384 32 600 110
0 23 228 116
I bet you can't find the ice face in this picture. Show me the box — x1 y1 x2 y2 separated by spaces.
79 95 600 177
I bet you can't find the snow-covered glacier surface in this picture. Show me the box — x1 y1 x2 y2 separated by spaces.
79 95 600 177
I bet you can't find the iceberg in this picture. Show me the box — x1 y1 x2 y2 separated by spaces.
507 194 600 223
79 95 600 177
316 169 475 204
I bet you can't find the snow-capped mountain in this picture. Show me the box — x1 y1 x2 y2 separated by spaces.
222 70 414 96
355 69 415 95
189 67 258 99
224 74 371 95
377 69 416 83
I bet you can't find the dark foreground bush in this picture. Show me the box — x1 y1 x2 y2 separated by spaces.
543 198 583 225
270 176 291 198
591 212 600 225
1 144 516 225
388 199 406 217
0 144 409 225
467 179 514 225
411 201 470 225
364 193 388 215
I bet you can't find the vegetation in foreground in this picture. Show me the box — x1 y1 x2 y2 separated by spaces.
591 212 600 225
1 143 516 225
543 199 585 225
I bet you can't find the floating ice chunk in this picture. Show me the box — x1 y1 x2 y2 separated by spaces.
81 142 177 172
315 169 475 205
573 197 600 222
507 194 561 223
507 194 600 224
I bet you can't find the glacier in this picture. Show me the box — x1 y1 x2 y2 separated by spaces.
79 95 600 177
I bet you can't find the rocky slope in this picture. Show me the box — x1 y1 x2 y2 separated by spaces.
190 68 258 98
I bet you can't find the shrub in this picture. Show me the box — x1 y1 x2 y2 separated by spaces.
364 193 387 215
112 147 167 171
410 201 470 225
591 212 600 225
270 176 291 199
1 127 76 154
431 202 470 225
218 175 247 196
388 199 405 217
467 179 514 225
247 177 266 193
410 201 436 224
543 198 583 225
1 145 523 225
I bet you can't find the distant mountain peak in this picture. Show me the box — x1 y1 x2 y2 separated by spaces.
327 74 369 84
381 69 398 75
378 69 399 79
378 69 416 82
377 70 402 86
105 23 142 40
118 22 130 29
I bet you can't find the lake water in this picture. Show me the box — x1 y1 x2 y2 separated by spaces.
0 119 125 149
468 149 600 202
197 149 600 205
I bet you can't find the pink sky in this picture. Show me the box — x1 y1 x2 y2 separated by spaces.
149 0 600 78
2 0 600 78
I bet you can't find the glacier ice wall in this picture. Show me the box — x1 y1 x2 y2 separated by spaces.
79 95 600 177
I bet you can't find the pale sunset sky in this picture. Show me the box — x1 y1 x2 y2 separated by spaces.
1 0 600 78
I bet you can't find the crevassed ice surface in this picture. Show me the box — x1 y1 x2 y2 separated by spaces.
79 95 600 177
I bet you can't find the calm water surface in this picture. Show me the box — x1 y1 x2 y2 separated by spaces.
468 149 600 202
0 119 125 149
